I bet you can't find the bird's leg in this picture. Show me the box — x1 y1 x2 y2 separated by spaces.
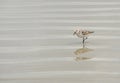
82 37 85 48
84 37 88 41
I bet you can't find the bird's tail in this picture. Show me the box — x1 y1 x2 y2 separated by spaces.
89 31 94 33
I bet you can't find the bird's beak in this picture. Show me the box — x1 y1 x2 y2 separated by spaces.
73 32 76 35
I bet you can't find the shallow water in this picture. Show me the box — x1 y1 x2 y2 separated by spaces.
0 0 120 83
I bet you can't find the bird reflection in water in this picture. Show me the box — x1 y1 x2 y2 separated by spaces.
74 47 94 61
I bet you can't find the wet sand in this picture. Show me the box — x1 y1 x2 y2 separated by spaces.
0 0 120 83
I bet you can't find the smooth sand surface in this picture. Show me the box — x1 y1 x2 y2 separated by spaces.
0 0 120 83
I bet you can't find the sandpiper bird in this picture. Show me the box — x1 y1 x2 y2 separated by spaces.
73 29 94 47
